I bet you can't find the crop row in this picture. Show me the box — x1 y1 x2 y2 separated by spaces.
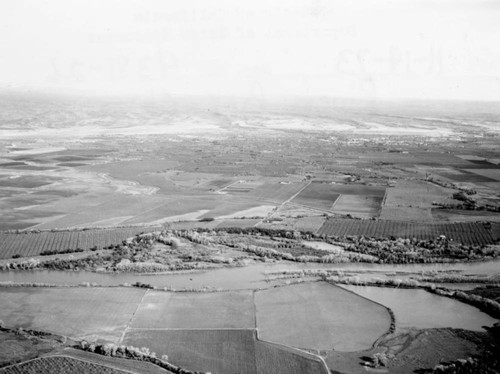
317 219 496 246
0 227 161 259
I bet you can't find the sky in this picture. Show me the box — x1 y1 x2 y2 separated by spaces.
1 0 499 100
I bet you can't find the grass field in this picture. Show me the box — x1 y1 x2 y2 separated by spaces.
123 329 257 374
0 288 146 342
130 290 255 329
254 282 390 351
317 219 496 246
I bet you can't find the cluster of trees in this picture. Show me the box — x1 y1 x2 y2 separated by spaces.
0 258 40 270
40 248 84 256
426 353 500 374
337 236 491 264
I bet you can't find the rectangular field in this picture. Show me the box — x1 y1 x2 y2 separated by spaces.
291 182 340 210
255 341 329 374
123 329 257 374
254 282 390 352
0 287 146 342
130 290 255 329
463 168 500 182
332 195 383 218
317 219 496 246
0 227 161 259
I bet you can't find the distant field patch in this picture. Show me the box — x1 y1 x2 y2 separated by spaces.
0 175 56 188
216 218 262 229
255 282 390 351
463 169 500 182
216 205 275 219
123 329 256 374
332 194 383 218
383 180 455 209
291 182 340 210
431 209 500 223
436 169 496 183
130 290 255 329
0 288 146 342
380 206 432 221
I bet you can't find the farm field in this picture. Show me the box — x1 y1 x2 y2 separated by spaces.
1 95 500 373
290 182 340 210
0 227 161 260
380 206 432 221
255 341 329 374
431 208 500 223
340 285 497 331
123 329 257 374
0 287 146 342
383 180 455 209
0 356 132 374
130 290 255 329
59 348 176 374
332 194 384 218
254 282 391 351
317 219 496 246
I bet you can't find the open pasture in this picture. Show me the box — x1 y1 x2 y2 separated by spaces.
0 287 146 342
130 290 255 329
254 282 391 351
123 329 257 374
317 219 496 246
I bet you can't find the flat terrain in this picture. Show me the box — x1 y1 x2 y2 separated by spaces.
0 288 146 342
340 285 497 331
123 329 257 374
254 282 391 351
1 95 500 373
130 290 255 329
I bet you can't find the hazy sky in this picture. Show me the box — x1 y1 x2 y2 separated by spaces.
1 0 499 100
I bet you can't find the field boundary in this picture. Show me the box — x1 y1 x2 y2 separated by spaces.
119 289 148 345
